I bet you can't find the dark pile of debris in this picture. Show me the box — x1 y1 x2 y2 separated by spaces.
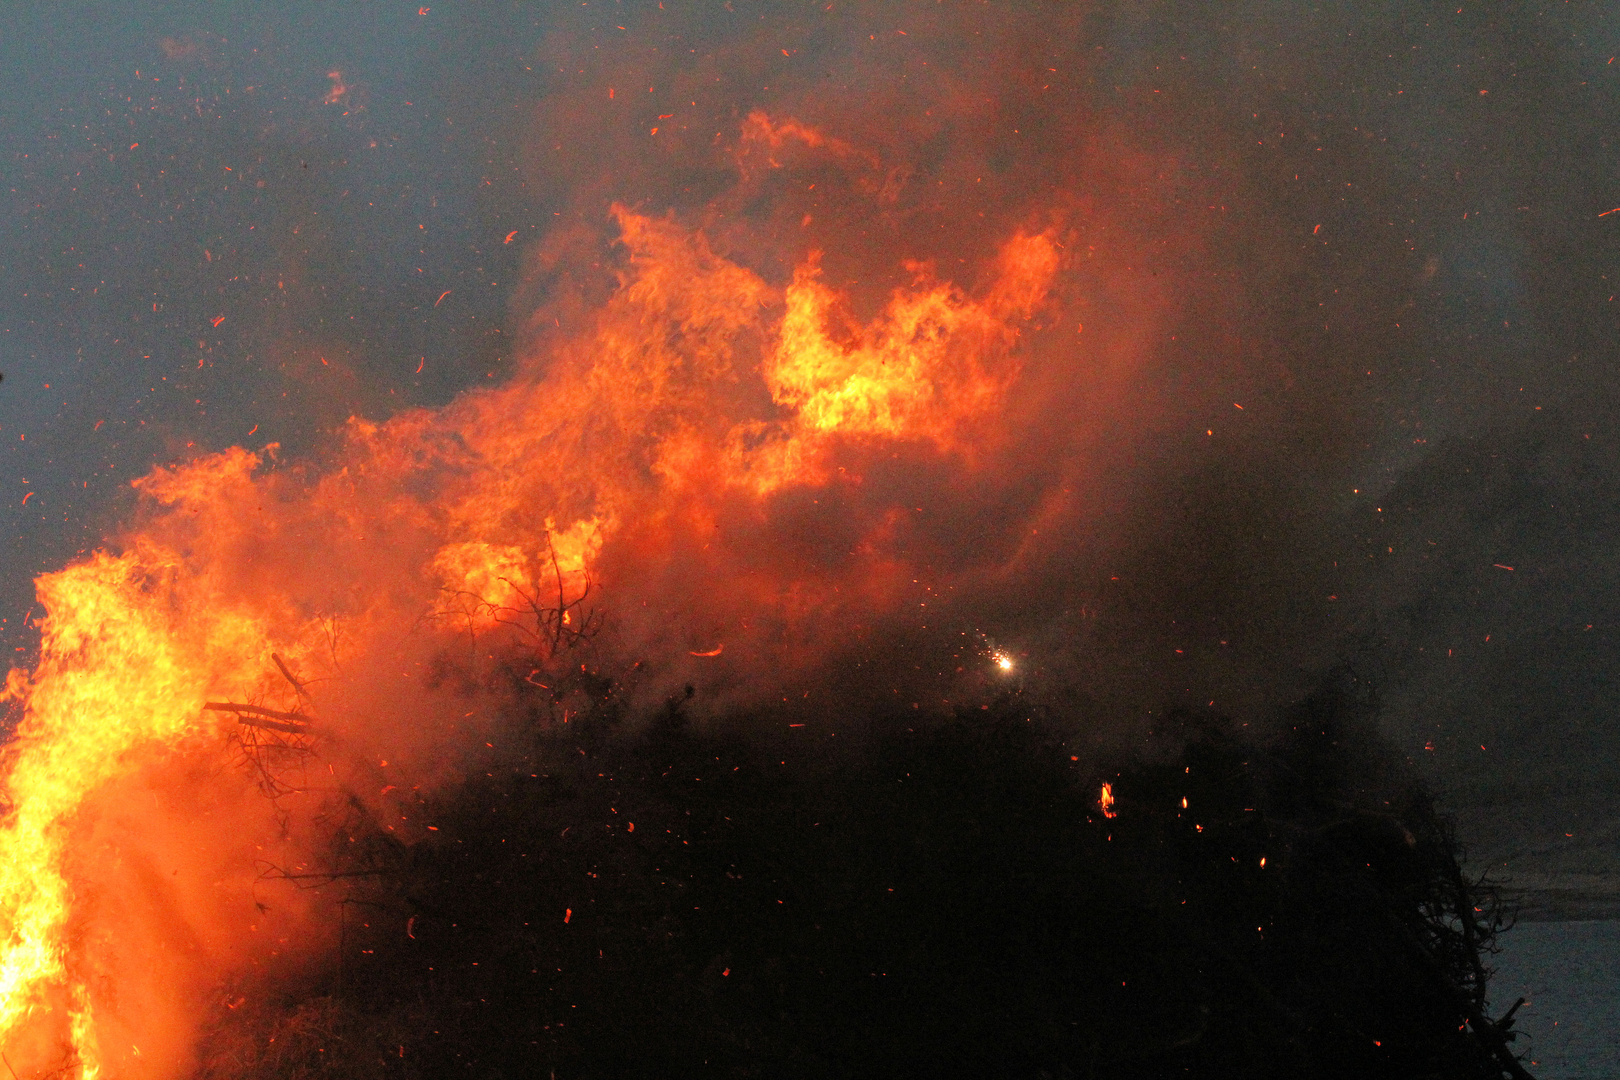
197 670 1533 1080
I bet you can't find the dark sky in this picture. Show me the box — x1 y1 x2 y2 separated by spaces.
3 0 1618 869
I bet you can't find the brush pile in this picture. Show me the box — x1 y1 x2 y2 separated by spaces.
196 672 1532 1080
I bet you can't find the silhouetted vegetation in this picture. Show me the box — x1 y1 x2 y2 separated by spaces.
198 670 1532 1080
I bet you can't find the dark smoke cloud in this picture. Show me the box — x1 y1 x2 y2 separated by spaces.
497 0 1620 845
470 2 1619 753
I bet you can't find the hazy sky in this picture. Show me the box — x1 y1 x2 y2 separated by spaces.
0 2 547 626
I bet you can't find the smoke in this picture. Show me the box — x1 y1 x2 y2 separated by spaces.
0 1 1616 1074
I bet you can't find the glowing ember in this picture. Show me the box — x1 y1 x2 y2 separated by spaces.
994 653 1015 673
1100 782 1117 819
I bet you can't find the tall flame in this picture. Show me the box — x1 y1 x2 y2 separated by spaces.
0 544 272 1077
0 165 1063 1073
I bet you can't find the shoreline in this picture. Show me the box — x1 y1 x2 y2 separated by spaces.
1496 874 1620 923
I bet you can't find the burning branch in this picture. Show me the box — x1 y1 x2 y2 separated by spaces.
272 652 311 701
206 660 322 801
429 527 602 669
204 702 314 735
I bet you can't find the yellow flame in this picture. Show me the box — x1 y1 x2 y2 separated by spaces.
0 541 271 1071
0 172 1063 1070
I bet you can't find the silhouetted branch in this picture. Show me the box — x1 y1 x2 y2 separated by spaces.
205 702 313 734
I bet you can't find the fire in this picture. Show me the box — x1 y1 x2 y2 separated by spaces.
1100 782 1117 819
0 109 1071 1074
766 232 1055 450
0 544 285 1077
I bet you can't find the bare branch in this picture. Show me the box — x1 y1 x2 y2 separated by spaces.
205 702 314 734
271 653 309 699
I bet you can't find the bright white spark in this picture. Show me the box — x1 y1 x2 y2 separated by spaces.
994 653 1014 672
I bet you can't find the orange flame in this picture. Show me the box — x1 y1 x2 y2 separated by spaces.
0 99 1078 1070
1100 782 1117 819
0 208 1060 1072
